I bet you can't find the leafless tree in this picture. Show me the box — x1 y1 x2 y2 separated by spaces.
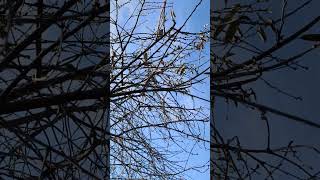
0 0 210 179
211 0 320 179
110 0 210 178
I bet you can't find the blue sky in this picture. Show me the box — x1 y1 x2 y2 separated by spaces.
111 0 210 179
172 0 210 179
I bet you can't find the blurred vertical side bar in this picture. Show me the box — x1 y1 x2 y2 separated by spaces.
210 0 220 179
106 0 111 178
0 0 7 57
210 0 214 179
